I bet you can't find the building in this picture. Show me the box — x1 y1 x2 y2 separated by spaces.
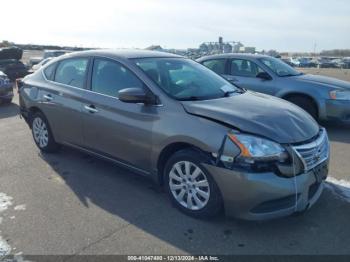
239 46 256 54
198 37 254 55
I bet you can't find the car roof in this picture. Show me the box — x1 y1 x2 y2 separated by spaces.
197 53 270 62
62 49 182 60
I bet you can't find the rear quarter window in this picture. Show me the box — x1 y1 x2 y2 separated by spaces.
43 63 57 81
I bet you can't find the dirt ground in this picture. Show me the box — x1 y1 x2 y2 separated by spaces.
299 68 350 82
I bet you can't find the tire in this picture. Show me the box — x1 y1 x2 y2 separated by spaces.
164 149 223 218
30 112 59 153
286 96 318 120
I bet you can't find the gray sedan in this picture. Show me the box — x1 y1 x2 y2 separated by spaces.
198 54 350 122
19 50 329 220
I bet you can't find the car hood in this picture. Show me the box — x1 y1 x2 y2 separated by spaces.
181 92 319 144
292 74 350 90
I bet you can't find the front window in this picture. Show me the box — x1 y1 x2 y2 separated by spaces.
134 58 237 101
259 57 302 77
230 59 265 77
91 58 144 97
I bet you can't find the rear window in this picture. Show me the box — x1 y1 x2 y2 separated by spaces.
54 58 88 88
202 59 226 75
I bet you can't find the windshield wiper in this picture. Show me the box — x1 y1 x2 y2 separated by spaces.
280 73 302 77
223 88 245 97
177 96 202 101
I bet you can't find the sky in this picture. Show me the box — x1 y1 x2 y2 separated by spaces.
2 0 350 52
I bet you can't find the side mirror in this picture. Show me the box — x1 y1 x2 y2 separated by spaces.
256 72 272 80
118 87 155 104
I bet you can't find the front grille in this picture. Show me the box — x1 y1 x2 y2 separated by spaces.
292 128 329 171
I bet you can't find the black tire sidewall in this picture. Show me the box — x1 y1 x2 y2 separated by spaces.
30 112 59 153
164 149 223 218
288 96 318 120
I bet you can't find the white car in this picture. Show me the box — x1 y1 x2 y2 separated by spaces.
31 57 53 71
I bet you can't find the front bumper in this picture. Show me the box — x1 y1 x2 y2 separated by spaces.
204 161 328 220
325 99 350 122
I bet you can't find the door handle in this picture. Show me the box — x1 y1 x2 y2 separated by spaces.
43 94 53 101
84 105 98 113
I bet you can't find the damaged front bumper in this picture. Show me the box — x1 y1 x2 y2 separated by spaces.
204 127 329 220
204 161 328 220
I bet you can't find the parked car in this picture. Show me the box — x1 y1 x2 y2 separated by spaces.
286 57 300 67
30 57 53 72
316 58 338 68
281 58 294 67
0 59 28 81
19 50 329 220
0 47 23 60
298 57 317 68
0 71 13 104
28 56 43 67
340 58 350 69
331 58 350 69
43 50 70 59
28 50 70 67
198 53 350 122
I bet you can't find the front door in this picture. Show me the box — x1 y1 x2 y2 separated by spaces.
227 58 277 95
81 57 158 172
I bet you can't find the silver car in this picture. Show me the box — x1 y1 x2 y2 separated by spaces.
198 54 350 122
19 50 329 220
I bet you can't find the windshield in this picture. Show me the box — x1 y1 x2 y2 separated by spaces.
133 58 238 101
259 57 302 77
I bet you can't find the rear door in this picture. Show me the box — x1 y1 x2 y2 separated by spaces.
81 57 158 172
228 58 277 95
201 58 230 78
39 57 89 146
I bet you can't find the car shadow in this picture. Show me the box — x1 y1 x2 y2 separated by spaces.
0 102 19 119
39 146 350 254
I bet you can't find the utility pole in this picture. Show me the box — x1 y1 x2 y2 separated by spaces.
313 42 317 56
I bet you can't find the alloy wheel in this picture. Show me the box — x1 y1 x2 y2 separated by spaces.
169 161 210 210
32 117 49 148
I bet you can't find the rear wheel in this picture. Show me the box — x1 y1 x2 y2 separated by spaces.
31 112 59 153
164 149 223 218
286 96 318 120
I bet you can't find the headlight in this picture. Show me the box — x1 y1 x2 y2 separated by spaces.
329 90 350 101
228 133 287 163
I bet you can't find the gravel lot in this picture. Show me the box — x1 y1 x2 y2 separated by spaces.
0 71 350 259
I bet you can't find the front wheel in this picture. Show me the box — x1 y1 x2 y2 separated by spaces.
286 96 318 120
31 112 59 153
164 149 223 218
